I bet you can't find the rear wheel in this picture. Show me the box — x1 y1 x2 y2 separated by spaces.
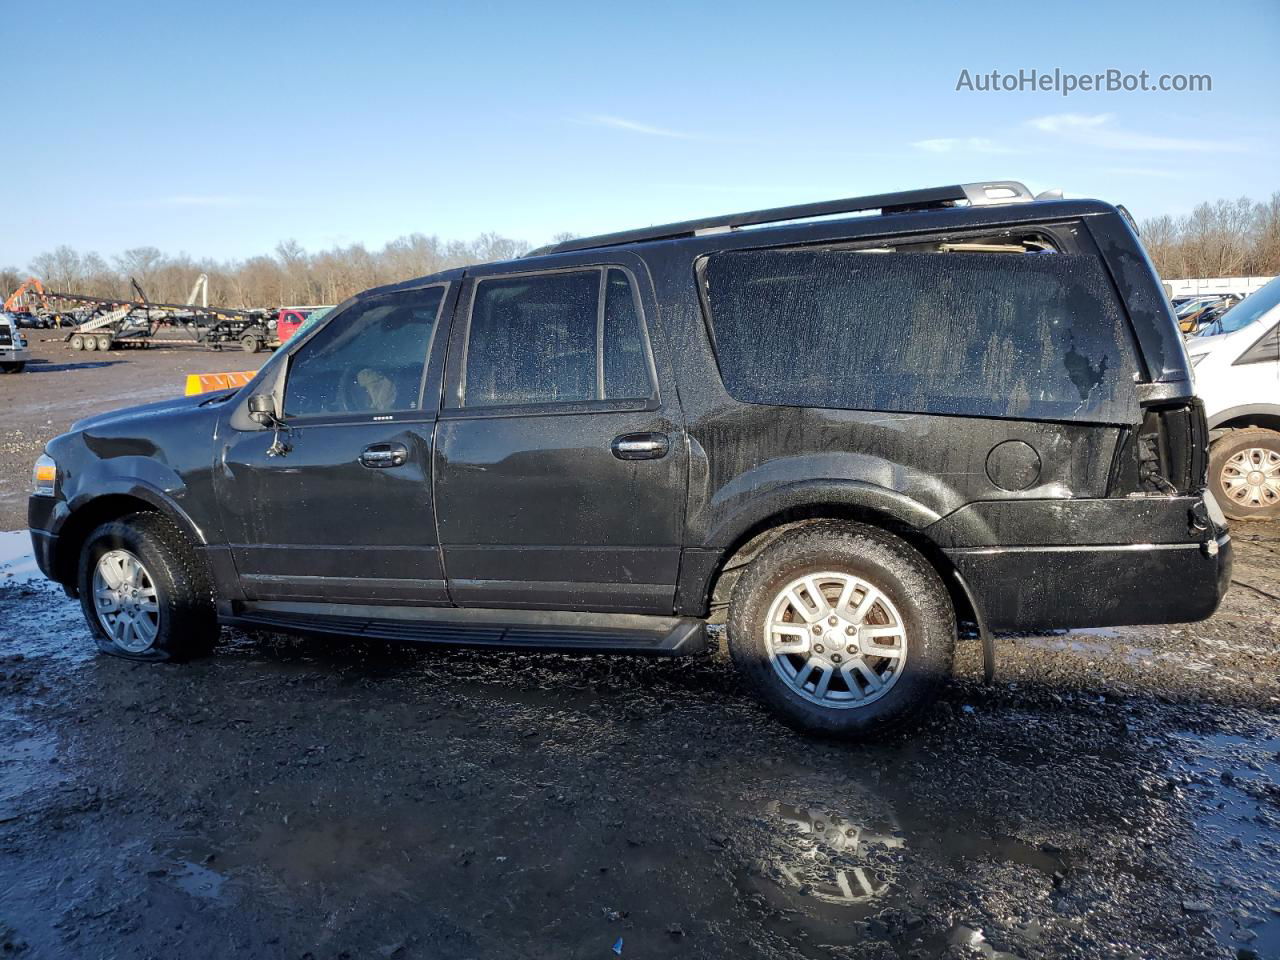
96 334 112 351
727 521 955 738
77 512 219 661
69 334 84 350
241 334 262 353
83 336 98 351
0 362 23 373
1210 428 1280 522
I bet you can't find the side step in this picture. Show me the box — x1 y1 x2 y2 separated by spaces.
224 602 708 657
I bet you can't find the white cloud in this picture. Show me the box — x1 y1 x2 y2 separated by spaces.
581 115 697 140
1027 113 1247 153
911 136 1014 154
158 195 256 207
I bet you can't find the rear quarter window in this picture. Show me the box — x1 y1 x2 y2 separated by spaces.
700 248 1141 424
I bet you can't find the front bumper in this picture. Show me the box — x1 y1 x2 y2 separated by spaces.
28 495 61 584
0 346 30 363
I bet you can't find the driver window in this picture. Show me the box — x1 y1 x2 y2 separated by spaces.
283 286 445 418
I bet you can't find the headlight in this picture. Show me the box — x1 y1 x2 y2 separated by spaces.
33 454 57 495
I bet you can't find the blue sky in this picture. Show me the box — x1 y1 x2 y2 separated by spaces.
4 0 1277 267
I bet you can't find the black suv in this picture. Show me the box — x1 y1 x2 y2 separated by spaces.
28 180 1232 737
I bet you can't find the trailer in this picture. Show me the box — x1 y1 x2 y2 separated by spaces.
38 289 278 352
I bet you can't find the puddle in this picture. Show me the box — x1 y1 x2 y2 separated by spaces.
1169 729 1280 958
0 715 65 820
0 530 47 586
746 800 904 908
734 788 1067 955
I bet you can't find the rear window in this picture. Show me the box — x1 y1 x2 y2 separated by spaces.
700 248 1140 424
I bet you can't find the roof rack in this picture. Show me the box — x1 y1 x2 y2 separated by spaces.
527 181 1036 257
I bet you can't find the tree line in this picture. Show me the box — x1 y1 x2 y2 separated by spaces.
0 232 562 310
1139 193 1280 279
4 192 1277 310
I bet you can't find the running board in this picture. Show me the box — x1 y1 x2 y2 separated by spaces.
224 602 708 657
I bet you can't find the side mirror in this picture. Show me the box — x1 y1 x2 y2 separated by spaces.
247 393 278 426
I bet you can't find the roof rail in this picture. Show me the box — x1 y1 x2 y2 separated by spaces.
527 180 1035 257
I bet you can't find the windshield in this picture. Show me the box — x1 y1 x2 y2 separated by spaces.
1194 278 1280 337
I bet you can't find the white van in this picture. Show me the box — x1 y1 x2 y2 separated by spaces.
1185 276 1280 521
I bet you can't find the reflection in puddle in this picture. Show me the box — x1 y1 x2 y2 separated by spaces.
947 923 1023 959
755 800 904 907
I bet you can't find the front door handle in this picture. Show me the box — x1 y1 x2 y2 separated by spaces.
611 433 670 460
359 442 409 468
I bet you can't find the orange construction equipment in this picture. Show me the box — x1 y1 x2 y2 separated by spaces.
3 277 51 314
183 371 257 396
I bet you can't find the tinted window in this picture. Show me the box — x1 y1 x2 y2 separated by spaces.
464 269 653 407
284 286 444 417
602 269 651 400
701 250 1140 423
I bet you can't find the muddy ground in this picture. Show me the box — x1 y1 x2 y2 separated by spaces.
1 337 1278 959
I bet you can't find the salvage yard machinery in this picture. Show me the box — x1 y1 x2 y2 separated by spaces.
50 289 280 353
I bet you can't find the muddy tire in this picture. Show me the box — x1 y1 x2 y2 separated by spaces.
69 334 84 350
727 521 955 739
77 512 219 662
241 335 262 354
1210 428 1280 522
96 335 112 352
83 335 97 351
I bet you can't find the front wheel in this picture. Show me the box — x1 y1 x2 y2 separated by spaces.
1210 428 1280 522
241 335 262 353
77 512 220 661
0 362 23 373
727 522 955 738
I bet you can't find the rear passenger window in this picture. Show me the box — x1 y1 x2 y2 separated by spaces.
464 268 654 407
603 269 651 400
284 286 444 418
700 248 1140 424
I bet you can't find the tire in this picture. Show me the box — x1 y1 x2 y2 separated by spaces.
1 362 25 373
83 336 97 351
241 335 261 354
96 335 112 352
77 512 220 662
1210 428 1280 522
727 521 955 738
69 334 84 350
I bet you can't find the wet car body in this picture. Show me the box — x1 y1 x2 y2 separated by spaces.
29 184 1232 730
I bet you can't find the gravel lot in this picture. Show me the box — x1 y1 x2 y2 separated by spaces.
0 336 1277 959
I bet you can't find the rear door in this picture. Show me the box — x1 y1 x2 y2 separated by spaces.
434 255 687 613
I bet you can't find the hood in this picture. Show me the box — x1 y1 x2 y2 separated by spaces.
70 390 234 433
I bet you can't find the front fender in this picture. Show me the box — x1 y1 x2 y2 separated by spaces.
58 458 206 546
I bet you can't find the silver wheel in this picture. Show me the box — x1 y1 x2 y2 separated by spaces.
92 549 160 653
1220 447 1280 509
764 571 908 709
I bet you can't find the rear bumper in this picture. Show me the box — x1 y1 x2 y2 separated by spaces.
946 534 1231 631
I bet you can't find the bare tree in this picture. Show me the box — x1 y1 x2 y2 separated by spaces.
1140 193 1280 278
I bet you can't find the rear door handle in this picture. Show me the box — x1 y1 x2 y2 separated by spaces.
359 442 409 468
611 433 670 460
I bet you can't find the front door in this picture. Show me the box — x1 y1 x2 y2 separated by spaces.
214 282 455 604
434 259 687 613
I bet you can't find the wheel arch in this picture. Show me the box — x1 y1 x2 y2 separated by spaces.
691 500 978 641
53 488 205 591
1207 404 1280 434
